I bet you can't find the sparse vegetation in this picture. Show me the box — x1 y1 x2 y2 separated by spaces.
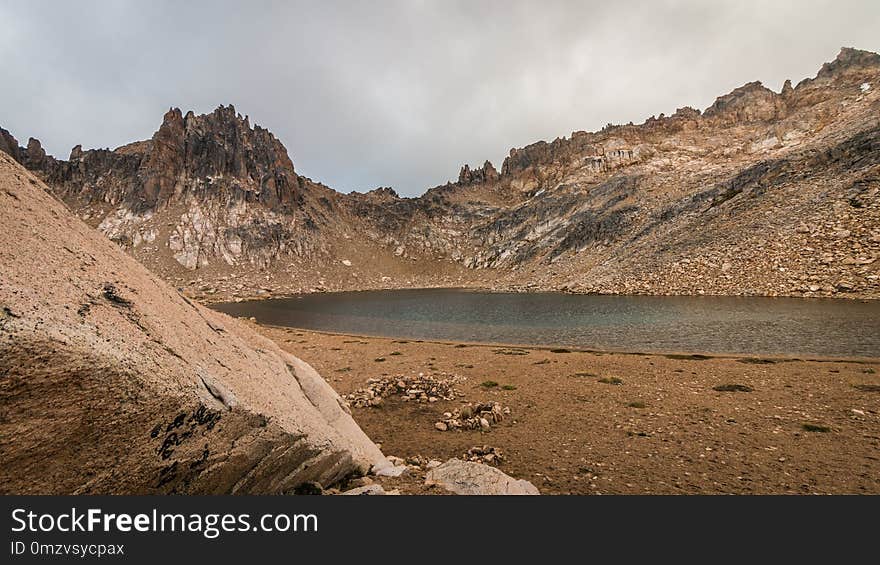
494 348 529 356
389 351 402 356
738 357 776 365
374 357 386 362
550 348 571 353
598 376 623 385
501 384 517 390
627 401 646 408
481 380 499 388
713 383 753 392
802 423 831 433
853 384 880 392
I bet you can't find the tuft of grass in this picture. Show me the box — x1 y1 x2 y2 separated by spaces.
666 353 711 361
713 383 753 392
335 367 352 373
494 348 529 355
574 371 597 378
853 384 880 393
627 401 646 408
802 423 831 433
389 351 402 356
501 384 517 391
598 377 623 385
738 357 776 365
481 380 499 388
374 357 386 362
550 348 571 354
863 368 876 374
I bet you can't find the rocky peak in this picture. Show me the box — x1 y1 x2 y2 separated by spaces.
363 186 400 199
1 105 304 211
817 47 880 80
0 127 21 162
137 104 300 207
702 81 785 124
458 160 500 185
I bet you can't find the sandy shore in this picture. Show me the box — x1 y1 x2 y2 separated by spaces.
254 323 880 494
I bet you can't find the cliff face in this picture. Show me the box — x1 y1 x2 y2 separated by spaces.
0 152 385 494
3 48 879 299
3 105 355 276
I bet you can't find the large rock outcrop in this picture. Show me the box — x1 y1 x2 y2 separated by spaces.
0 152 385 494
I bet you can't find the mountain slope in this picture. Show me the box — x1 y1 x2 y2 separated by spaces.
3 47 879 299
0 152 384 494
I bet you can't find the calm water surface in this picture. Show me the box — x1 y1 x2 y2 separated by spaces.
213 289 880 358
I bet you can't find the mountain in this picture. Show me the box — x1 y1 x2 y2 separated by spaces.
3 47 879 299
0 151 384 494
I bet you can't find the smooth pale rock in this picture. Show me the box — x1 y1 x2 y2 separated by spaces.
424 459 540 495
371 457 409 477
0 154 385 494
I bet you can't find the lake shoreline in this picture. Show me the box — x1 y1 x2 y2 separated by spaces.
251 322 880 495
252 323 880 364
201 284 880 305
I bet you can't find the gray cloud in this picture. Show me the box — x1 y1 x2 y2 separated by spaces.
1 0 878 195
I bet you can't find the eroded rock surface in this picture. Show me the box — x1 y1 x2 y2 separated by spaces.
0 153 384 494
424 459 540 495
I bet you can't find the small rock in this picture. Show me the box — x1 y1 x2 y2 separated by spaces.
342 484 387 495
347 476 374 488
425 459 539 495
434 421 448 431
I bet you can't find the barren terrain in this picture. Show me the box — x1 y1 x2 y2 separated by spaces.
259 324 880 494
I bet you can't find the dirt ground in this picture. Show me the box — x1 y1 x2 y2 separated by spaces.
256 323 880 494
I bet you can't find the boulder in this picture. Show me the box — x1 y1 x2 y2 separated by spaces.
0 153 384 494
424 459 540 495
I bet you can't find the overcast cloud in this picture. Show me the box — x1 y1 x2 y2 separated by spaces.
1 0 878 196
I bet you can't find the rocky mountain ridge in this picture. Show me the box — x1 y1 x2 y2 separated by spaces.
3 47 879 300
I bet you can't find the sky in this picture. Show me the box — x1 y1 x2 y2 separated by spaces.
1 1 878 196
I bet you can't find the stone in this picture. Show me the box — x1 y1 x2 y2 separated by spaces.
434 422 448 431
424 459 540 495
372 457 409 477
347 476 374 488
0 155 385 494
342 484 387 495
